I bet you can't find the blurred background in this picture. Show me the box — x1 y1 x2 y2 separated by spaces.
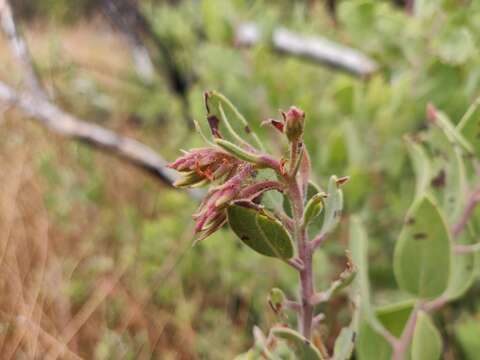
1 0 480 359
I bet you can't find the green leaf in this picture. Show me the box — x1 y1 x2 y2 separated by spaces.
303 192 327 227
344 120 367 166
356 300 415 360
454 317 480 360
272 327 324 360
323 127 348 174
433 110 474 156
376 300 415 337
349 216 371 315
200 0 233 42
214 138 264 165
284 181 321 217
305 182 326 237
458 96 480 131
426 124 468 226
227 205 294 259
394 195 451 298
256 214 294 257
320 176 344 237
205 90 264 150
445 231 477 300
433 26 475 65
333 327 356 360
457 97 480 159
356 320 392 360
444 148 468 225
405 138 432 201
411 311 442 360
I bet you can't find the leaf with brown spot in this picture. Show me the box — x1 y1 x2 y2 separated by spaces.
394 196 451 298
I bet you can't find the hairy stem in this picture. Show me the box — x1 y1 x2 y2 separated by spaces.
288 176 314 339
311 232 326 250
289 140 303 177
285 257 304 271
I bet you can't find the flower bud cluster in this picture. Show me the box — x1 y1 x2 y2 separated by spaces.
168 98 307 242
191 164 255 241
168 148 240 188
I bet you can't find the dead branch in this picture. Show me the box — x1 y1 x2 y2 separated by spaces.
0 81 202 199
0 0 46 98
0 0 201 199
235 23 378 77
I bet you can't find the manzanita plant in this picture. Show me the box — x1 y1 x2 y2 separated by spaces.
352 102 480 360
168 91 357 359
169 91 480 359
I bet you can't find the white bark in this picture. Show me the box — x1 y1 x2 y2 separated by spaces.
0 81 202 199
0 0 47 98
236 23 378 77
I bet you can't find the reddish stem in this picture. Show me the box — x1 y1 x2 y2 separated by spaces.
237 180 284 200
288 176 314 338
452 188 480 239
392 303 420 360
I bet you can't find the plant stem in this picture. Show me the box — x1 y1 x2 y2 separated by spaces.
392 303 421 360
288 176 314 339
455 242 480 254
285 257 304 271
311 232 326 250
452 188 480 239
422 296 447 313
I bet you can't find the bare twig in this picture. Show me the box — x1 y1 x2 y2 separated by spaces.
0 0 46 98
0 81 202 199
236 23 378 77
0 0 201 198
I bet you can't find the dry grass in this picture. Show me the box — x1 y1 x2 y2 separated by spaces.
0 108 202 360
0 21 204 359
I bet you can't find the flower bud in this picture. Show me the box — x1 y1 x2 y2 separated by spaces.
214 187 236 207
173 171 208 188
282 106 305 142
168 148 239 188
190 164 255 240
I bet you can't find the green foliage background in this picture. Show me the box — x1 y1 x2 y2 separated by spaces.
3 0 480 358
